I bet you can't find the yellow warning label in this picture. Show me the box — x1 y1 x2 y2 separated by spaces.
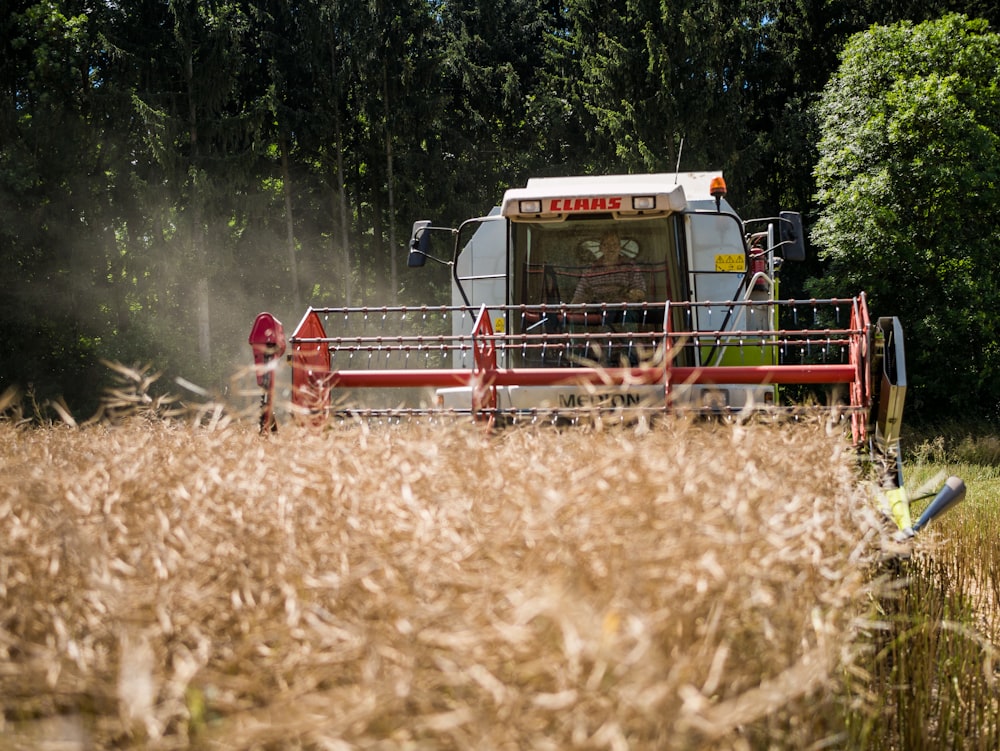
715 254 746 272
494 317 505 333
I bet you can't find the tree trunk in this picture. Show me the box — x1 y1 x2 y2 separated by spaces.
382 61 397 304
330 43 352 306
371 182 384 300
186 49 211 366
279 129 301 310
355 158 367 306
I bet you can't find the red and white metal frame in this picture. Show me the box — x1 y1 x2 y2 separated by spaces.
272 295 874 444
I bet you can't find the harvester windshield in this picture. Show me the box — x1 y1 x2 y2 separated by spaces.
507 216 686 369
511 217 684 311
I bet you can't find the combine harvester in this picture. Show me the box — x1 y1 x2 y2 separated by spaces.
249 171 964 539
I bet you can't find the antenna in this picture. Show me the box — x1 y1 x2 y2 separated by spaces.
674 137 684 182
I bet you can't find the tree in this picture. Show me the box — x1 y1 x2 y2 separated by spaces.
434 0 566 211
0 0 126 414
810 14 1000 421
742 1 1000 298
563 0 769 181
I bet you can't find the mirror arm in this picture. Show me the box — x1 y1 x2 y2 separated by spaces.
411 249 452 266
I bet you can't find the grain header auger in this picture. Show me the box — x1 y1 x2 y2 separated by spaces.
249 170 964 539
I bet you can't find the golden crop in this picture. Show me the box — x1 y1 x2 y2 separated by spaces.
0 417 886 749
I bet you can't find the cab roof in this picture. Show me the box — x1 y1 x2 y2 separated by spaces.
500 171 729 220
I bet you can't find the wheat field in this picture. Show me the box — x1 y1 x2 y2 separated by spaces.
0 407 892 750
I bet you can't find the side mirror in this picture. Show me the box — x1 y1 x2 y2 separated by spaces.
779 211 806 262
407 220 431 268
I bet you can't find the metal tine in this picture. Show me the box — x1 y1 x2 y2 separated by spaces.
520 308 527 361
375 330 385 368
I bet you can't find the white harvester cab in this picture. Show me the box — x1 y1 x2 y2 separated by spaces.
412 171 804 413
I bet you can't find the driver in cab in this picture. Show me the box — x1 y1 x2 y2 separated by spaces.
571 230 646 304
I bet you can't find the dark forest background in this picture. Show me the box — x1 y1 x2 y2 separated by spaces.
2 1 999 422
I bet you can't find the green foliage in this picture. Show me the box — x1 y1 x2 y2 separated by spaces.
811 14 1000 422
564 0 760 175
